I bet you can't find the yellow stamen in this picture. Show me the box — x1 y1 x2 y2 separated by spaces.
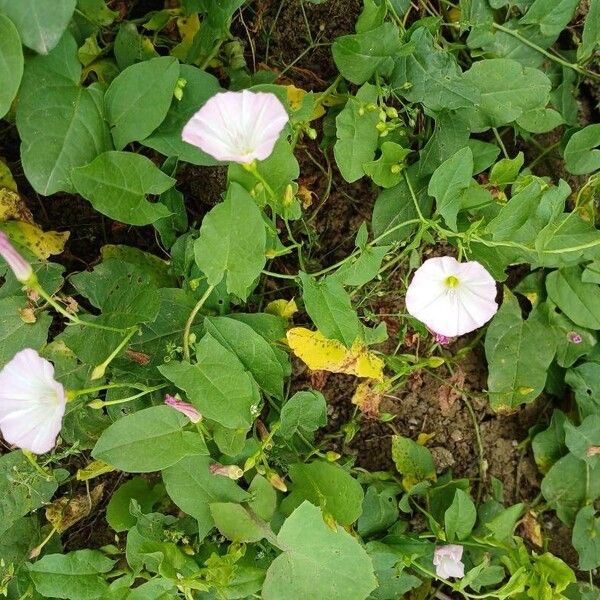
445 275 460 288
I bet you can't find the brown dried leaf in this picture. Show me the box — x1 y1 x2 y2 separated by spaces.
45 484 105 533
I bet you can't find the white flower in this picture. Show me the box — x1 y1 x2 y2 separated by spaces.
182 90 289 163
0 349 66 454
405 256 498 337
433 544 465 579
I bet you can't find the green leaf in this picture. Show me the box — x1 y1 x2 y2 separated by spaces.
162 455 249 540
332 22 400 84
578 0 600 62
445 489 477 542
366 542 422 599
281 461 364 525
72 151 174 226
419 111 471 176
0 14 23 118
277 390 327 439
104 56 179 149
564 415 600 467
28 550 114 600
484 503 524 541
357 485 400 537
392 28 479 112
521 0 579 37
209 502 273 543
0 296 50 366
468 140 501 174
299 272 363 346
106 477 163 532
541 453 600 525
572 505 600 571
204 316 285 399
92 405 208 473
490 152 524 188
142 64 221 165
334 83 380 183
194 182 266 300
248 474 277 521
546 267 600 330
485 290 556 411
159 333 259 428
262 502 377 600
363 142 411 188
459 58 551 131
564 125 600 175
566 362 600 418
0 0 76 54
113 22 159 69
428 146 473 231
16 34 112 195
391 435 436 489
516 107 563 133
69 258 161 326
532 410 567 473
333 245 390 287
0 451 60 536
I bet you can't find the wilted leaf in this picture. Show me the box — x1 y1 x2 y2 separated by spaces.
352 379 389 417
0 221 69 259
287 327 384 379
46 484 104 533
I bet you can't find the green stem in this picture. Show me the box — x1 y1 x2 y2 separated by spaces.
33 283 131 334
183 284 216 361
88 384 167 408
492 23 600 82
91 327 139 380
243 161 278 202
69 382 160 400
492 128 509 159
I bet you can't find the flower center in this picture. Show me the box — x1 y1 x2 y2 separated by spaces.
444 275 460 288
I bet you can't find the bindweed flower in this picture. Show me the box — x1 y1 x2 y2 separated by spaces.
164 394 202 423
209 463 244 480
0 349 66 454
182 90 289 163
567 331 583 344
0 231 33 284
406 257 498 338
433 544 465 579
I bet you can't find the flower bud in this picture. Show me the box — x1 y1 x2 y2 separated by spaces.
164 394 202 423
385 106 398 119
0 231 33 284
266 470 287 492
210 463 243 480
325 451 340 462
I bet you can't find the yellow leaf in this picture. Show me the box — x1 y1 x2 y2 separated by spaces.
287 327 384 380
172 13 200 60
266 298 298 319
76 459 116 481
0 188 33 222
417 432 435 446
0 221 69 259
286 85 306 111
0 160 17 192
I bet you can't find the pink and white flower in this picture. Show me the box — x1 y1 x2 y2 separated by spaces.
0 349 66 454
433 544 465 579
0 231 33 284
182 90 289 163
406 257 498 337
164 394 202 423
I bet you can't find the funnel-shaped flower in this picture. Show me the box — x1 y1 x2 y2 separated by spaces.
433 545 465 579
182 90 289 163
164 394 202 423
406 257 497 337
0 231 33 284
0 349 66 454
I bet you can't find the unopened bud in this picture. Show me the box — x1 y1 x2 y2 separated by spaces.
378 110 387 122
306 127 317 140
325 451 341 462
426 356 445 368
266 470 287 492
376 122 387 133
385 106 398 119
390 164 402 174
358 106 365 116
174 77 187 101
210 463 244 480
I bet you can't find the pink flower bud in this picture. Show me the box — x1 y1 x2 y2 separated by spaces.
0 231 33 284
209 463 244 480
567 331 582 344
164 394 202 423
433 332 452 345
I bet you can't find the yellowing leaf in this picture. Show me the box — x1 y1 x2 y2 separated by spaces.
0 160 17 192
0 188 33 222
76 459 116 481
417 432 435 445
287 327 384 380
266 298 298 319
286 85 325 120
172 13 200 60
0 221 69 259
